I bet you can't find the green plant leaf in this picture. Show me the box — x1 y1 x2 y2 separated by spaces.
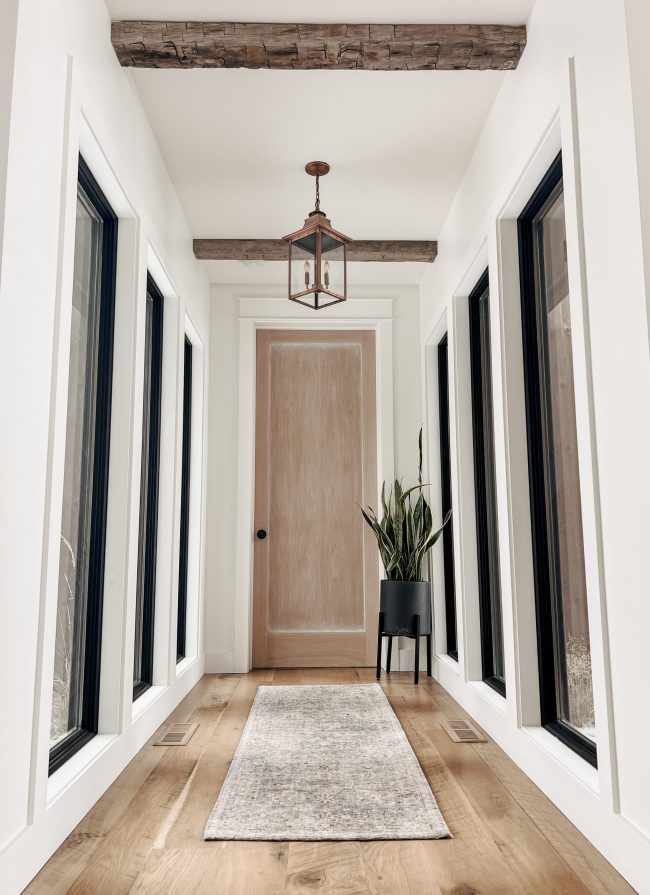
359 430 453 582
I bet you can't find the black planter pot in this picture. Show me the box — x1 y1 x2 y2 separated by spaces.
380 580 432 636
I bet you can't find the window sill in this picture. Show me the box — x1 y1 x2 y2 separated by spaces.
47 733 117 805
436 653 461 676
132 683 166 722
175 655 197 678
522 725 599 794
468 679 508 714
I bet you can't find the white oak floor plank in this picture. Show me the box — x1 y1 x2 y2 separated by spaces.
23 670 636 895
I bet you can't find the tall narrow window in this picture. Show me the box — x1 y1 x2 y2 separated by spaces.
518 154 596 766
133 275 164 700
437 334 457 660
176 336 193 662
50 157 117 774
469 271 505 695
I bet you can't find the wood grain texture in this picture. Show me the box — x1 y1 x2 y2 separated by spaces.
253 331 378 668
112 22 526 71
24 669 635 895
267 341 364 631
193 239 438 263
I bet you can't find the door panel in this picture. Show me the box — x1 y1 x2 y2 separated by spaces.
253 330 378 667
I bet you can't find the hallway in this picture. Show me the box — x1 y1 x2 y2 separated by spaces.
4 0 650 891
26 671 634 895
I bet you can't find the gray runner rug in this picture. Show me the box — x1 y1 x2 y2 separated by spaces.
204 683 451 841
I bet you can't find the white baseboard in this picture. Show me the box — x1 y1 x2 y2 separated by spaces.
206 646 428 675
204 650 236 673
398 647 428 672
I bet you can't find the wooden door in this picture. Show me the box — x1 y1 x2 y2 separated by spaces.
253 330 378 667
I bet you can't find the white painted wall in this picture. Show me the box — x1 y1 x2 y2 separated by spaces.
203 284 423 673
204 288 239 672
420 1 650 892
0 0 210 892
0 0 19 278
625 0 650 336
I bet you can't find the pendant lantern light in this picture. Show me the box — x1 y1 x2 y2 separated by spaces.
283 161 351 310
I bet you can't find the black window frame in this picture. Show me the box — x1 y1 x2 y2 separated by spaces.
49 156 118 775
518 152 597 767
133 275 164 701
468 270 506 697
437 333 457 661
176 336 193 662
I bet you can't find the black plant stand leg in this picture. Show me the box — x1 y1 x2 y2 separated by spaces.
414 614 421 685
376 612 384 680
386 636 393 674
426 633 432 678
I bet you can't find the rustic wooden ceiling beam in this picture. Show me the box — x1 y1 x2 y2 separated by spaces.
193 239 438 263
111 22 526 71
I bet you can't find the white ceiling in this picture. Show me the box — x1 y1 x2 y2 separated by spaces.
105 1 534 25
106 0 535 286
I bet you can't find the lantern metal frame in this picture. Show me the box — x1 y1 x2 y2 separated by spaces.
283 161 351 310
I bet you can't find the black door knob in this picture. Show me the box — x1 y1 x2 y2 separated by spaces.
256 529 267 540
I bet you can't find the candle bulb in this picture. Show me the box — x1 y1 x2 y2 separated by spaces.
324 260 330 288
304 259 310 287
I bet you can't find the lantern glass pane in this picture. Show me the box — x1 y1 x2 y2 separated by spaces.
321 236 345 298
290 236 317 297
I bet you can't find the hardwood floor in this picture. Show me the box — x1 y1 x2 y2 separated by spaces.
24 669 636 895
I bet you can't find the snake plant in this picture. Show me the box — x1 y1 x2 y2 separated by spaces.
360 429 451 582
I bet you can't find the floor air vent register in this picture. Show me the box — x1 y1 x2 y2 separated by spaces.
154 722 199 746
441 719 487 744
